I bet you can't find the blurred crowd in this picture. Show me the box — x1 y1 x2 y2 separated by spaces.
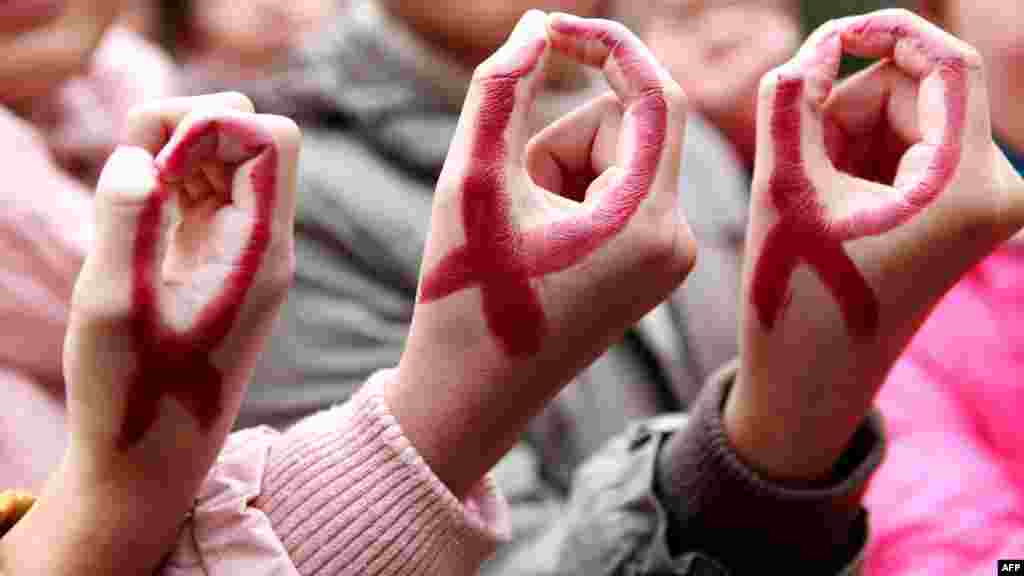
1 0 1023 574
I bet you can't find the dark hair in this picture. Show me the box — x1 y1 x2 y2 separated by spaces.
156 0 196 58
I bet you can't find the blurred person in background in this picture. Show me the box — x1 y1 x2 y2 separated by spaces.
644 0 802 172
8 1 176 184
0 0 175 490
127 0 337 83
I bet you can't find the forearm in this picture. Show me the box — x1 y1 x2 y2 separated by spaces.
724 328 895 483
254 370 506 576
388 326 590 500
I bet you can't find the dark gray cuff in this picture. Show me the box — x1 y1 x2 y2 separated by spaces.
656 360 885 574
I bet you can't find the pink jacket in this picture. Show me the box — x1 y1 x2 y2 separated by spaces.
865 244 1024 575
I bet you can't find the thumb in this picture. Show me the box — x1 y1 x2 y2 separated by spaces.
83 146 170 319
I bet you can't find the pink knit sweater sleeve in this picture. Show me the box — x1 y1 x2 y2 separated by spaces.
255 368 511 575
161 369 510 575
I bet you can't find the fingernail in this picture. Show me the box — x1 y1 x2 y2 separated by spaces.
97 146 158 202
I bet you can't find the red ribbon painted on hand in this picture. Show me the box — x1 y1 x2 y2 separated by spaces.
120 121 276 450
751 21 969 339
751 78 881 338
419 24 668 357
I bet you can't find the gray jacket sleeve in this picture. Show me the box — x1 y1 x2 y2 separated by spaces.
483 362 884 576
238 129 433 429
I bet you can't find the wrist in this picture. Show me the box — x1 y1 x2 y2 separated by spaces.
389 337 559 499
1 450 190 575
724 358 875 483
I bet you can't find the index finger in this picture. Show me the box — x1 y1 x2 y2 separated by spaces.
836 9 985 149
546 13 675 107
121 92 256 155
839 9 983 80
545 13 687 212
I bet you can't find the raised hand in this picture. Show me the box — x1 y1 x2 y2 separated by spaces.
65 92 298 468
0 94 300 575
727 10 1024 481
389 11 694 498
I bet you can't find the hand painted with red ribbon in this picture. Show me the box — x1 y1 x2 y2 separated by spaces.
728 10 1024 482
59 93 298 556
388 11 694 498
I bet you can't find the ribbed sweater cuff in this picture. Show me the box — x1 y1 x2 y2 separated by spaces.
657 361 885 573
254 369 510 576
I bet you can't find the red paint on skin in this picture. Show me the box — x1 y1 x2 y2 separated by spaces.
752 77 879 338
420 26 668 356
523 94 666 274
120 120 277 451
547 17 663 99
830 74 967 238
752 26 969 338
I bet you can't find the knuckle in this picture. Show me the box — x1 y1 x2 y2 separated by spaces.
654 227 697 286
640 211 697 285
